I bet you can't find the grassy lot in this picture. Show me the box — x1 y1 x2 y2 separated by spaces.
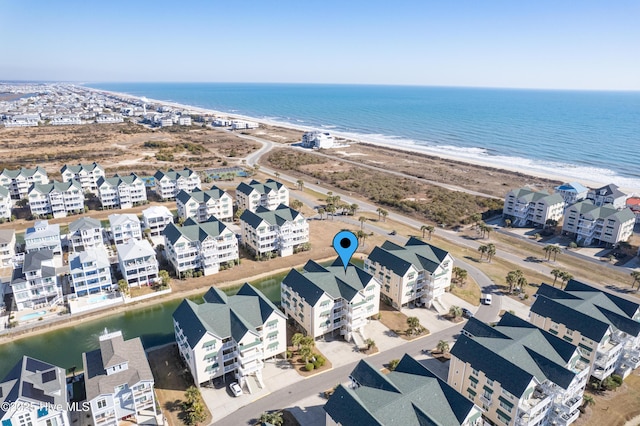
378 302 429 341
574 371 640 426
450 277 482 307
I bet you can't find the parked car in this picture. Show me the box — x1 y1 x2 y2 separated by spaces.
230 382 243 397
462 308 474 318
389 230 397 235
482 294 492 305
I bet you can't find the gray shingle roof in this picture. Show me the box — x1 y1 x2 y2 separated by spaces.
532 281 640 340
324 354 477 426
0 356 67 417
240 204 303 229
61 162 103 174
451 314 577 397
162 216 231 245
281 259 376 306
368 237 449 276
30 180 83 194
0 166 47 179
173 284 284 347
153 168 196 181
69 217 102 234
567 201 635 222
235 179 284 196
97 173 143 188
116 239 155 261
0 229 15 245
82 331 154 401
176 186 229 204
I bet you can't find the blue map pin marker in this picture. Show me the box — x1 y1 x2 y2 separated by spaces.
333 231 358 271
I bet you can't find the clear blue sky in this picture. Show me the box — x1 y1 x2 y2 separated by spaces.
1 0 639 90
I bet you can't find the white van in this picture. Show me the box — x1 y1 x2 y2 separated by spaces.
482 293 493 305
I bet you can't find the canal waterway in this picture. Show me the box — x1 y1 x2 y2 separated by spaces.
0 259 361 378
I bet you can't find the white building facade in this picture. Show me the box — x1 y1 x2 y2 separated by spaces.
68 217 104 252
69 247 113 297
142 205 174 237
10 250 61 311
236 179 289 212
562 201 635 246
0 186 12 220
28 180 84 219
97 173 147 209
117 239 159 287
108 213 142 245
153 168 201 200
176 186 233 223
24 220 62 255
61 162 105 193
0 166 49 200
503 188 564 228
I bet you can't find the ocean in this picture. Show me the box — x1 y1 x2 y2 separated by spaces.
86 83 640 190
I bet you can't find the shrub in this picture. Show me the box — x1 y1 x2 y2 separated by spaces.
305 363 315 371
285 350 293 359
388 359 400 371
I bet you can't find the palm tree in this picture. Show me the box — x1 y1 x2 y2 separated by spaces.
506 270 524 293
436 340 450 354
117 279 129 297
317 207 325 220
551 268 563 286
486 243 496 262
291 332 304 350
504 218 512 228
274 171 280 179
326 204 336 219
184 386 201 405
457 268 468 285
425 225 435 240
296 179 304 190
358 216 367 230
477 244 488 261
350 203 359 216
380 209 388 222
406 316 421 335
560 271 573 288
543 244 554 261
631 271 640 289
356 230 366 245
290 199 303 211
300 336 315 348
376 207 383 221
388 359 400 371
421 225 429 239
449 305 462 318
299 346 313 363
581 394 595 410
258 411 284 426
365 338 376 350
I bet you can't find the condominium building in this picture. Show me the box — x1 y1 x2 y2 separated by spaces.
281 259 380 343
173 284 286 388
163 217 239 277
96 173 147 209
239 204 309 257
301 131 335 149
530 280 640 380
236 179 289 212
364 237 453 310
10 250 61 311
0 356 70 426
142 205 174 236
153 168 201 200
108 213 142 245
325 354 482 426
28 180 84 219
82 331 156 426
176 186 233 222
68 217 104 252
0 166 48 200
61 162 105 193
503 188 564 227
449 313 589 426
0 229 15 267
562 201 635 246
116 239 159 287
69 247 113 297
24 220 62 255
554 182 588 207
0 186 12 220
587 183 629 209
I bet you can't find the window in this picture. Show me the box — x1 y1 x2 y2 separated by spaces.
97 399 107 409
472 368 479 376
486 378 494 387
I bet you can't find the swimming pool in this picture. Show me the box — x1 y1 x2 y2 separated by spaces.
20 311 47 321
88 294 109 304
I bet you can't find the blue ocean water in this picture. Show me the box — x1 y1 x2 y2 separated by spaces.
86 83 640 189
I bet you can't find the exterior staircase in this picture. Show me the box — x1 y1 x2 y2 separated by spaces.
432 298 447 315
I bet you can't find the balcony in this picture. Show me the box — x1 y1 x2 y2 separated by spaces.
563 396 582 413
550 408 580 426
479 395 492 406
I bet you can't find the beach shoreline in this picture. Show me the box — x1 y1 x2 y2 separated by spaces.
84 85 639 194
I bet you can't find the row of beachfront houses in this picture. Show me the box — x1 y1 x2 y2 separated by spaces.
2 112 125 127
503 183 637 246
0 330 157 426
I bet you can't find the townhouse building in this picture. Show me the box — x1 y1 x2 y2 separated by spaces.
25 220 62 255
281 259 380 344
108 213 142 245
96 173 147 209
95 113 124 124
142 205 174 236
0 356 70 426
561 201 634 246
503 188 564 228
3 114 40 127
61 162 105 193
587 183 629 209
325 354 482 426
153 168 201 200
68 217 104 252
0 229 15 267
163 217 238 277
116 239 159 287
0 166 48 200
69 247 113 297
10 250 61 311
554 182 588 207
364 237 453 311
28 180 84 219
50 114 82 126
173 284 287 389
449 313 589 426
239 204 309 258
82 331 156 426
231 120 259 130
176 186 233 223
530 280 640 380
0 186 12 220
236 179 289 212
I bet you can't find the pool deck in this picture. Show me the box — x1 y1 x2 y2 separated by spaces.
69 292 123 314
